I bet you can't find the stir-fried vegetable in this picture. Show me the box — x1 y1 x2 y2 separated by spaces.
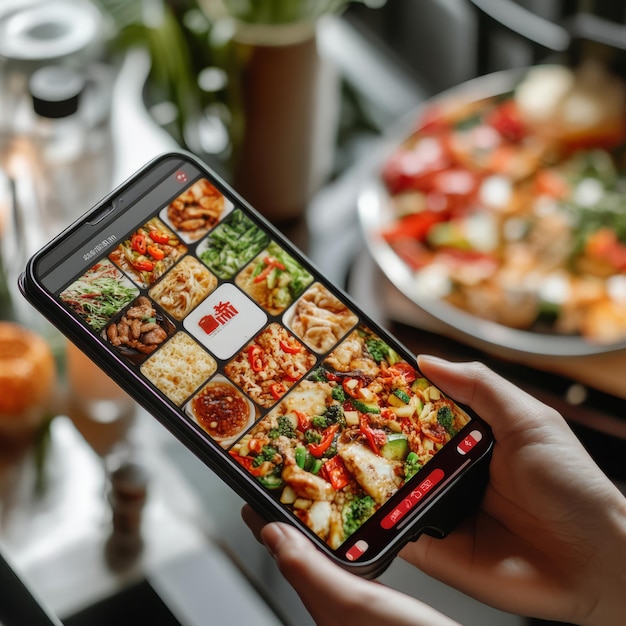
60 261 138 330
199 209 269 278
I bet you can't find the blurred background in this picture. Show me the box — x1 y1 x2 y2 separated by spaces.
0 1 625 625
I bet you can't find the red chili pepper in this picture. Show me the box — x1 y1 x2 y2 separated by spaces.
269 382 286 400
359 415 387 455
146 244 165 260
293 410 310 431
149 230 170 244
279 338 302 354
229 452 265 476
320 456 351 490
248 345 265 372
308 423 339 458
264 255 286 271
253 256 287 283
131 233 147 255
133 259 154 272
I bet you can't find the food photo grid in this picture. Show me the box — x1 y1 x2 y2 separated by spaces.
57 176 475 551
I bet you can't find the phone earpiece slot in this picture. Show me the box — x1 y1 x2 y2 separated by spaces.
86 202 117 225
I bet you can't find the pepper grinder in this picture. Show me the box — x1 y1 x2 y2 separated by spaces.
104 447 149 571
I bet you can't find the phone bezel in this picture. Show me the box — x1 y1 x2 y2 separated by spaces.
19 151 493 578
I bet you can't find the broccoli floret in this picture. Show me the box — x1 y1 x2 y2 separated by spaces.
331 385 346 403
324 404 345 426
437 405 457 436
311 415 328 429
253 445 279 467
308 367 328 383
365 338 400 364
304 430 321 445
342 495 376 537
404 451 422 480
269 415 296 439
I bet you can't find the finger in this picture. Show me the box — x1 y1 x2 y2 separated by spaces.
261 522 460 626
241 504 268 543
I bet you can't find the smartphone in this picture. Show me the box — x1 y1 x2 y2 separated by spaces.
19 152 493 579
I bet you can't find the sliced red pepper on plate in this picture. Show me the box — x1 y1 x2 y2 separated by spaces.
131 233 147 255
320 455 351 490
359 415 387 455
229 451 265 476
133 258 154 272
253 256 287 283
308 423 339 458
294 410 310 431
279 338 302 354
146 244 165 260
269 382 286 400
149 230 170 244
247 345 265 372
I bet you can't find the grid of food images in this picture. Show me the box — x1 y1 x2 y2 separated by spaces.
58 176 472 550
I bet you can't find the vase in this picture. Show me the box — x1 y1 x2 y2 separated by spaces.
227 19 338 224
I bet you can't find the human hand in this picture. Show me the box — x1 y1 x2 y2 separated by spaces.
243 357 626 626
242 505 460 626
399 356 626 626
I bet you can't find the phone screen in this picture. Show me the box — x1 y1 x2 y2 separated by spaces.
30 154 491 573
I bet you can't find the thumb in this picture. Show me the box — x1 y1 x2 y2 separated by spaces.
260 522 460 626
416 355 567 442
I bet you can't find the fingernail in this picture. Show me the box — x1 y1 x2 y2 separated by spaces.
417 354 448 365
